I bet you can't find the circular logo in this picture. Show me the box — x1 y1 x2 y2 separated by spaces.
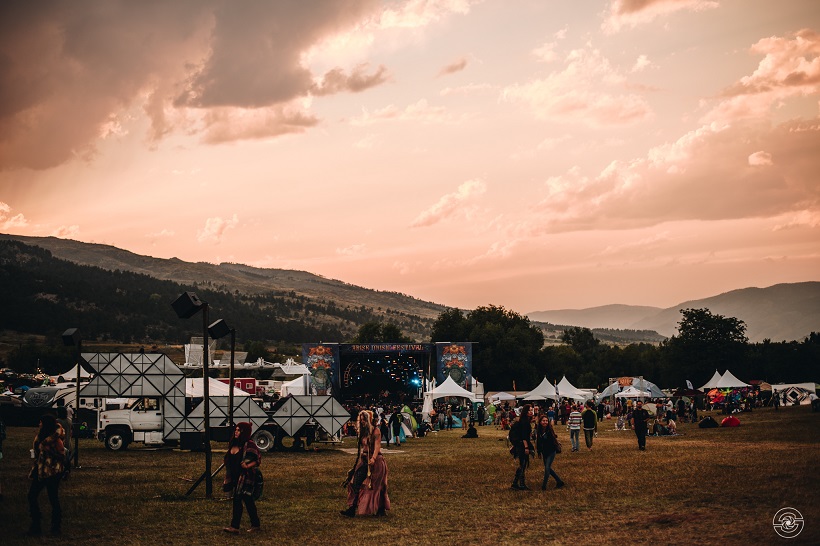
773 507 804 539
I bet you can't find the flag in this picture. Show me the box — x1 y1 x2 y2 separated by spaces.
512 380 516 391
686 380 694 390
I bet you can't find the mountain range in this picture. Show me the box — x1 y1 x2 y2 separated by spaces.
2 233 817 343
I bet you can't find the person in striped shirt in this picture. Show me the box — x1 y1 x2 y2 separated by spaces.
567 404 582 452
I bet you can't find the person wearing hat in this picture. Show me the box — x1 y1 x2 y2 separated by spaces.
223 422 262 533
630 401 651 451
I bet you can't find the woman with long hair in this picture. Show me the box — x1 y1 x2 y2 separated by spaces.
222 422 262 533
28 413 65 536
341 410 390 517
509 404 534 490
535 415 565 490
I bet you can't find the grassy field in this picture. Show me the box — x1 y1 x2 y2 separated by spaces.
2 406 818 545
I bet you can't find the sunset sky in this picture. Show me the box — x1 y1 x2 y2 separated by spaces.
1 0 818 313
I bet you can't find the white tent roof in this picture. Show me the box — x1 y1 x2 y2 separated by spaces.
280 375 310 397
57 363 93 381
522 377 559 401
429 376 477 401
556 376 591 400
186 378 251 398
716 370 750 389
700 370 722 390
490 391 516 401
615 386 651 398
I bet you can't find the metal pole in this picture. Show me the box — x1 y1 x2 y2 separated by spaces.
73 340 82 469
202 304 212 498
228 328 235 427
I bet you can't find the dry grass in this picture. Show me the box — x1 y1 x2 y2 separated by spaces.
2 406 818 545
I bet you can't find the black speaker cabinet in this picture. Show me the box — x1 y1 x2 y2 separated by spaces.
171 292 204 319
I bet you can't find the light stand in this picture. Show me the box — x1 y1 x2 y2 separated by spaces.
208 318 236 426
171 291 213 499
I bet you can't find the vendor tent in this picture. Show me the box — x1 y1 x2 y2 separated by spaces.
429 376 477 401
598 377 666 401
490 391 516 402
57 363 93 382
280 375 310 397
556 376 590 400
522 377 559 401
699 370 722 390
716 370 750 389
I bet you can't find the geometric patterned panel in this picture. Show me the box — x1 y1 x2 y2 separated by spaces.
79 352 187 441
188 396 270 432
271 395 350 437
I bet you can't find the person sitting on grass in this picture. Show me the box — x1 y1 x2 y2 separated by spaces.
462 421 478 438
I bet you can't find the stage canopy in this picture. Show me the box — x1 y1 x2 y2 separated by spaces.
598 378 666 400
615 386 652 398
716 370 750 389
700 370 722 390
57 363 93 382
522 377 559 401
429 376 477 401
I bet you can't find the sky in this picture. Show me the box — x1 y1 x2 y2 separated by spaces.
1 0 819 314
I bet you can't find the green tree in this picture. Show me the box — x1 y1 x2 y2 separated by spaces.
663 308 748 386
350 321 412 343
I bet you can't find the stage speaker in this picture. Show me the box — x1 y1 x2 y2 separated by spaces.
62 328 80 347
207 319 231 340
171 292 204 319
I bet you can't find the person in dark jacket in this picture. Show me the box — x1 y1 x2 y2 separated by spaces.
28 414 65 536
509 404 533 490
630 401 651 451
535 415 564 490
223 422 262 533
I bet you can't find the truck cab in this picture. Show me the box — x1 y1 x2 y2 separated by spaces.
98 397 164 450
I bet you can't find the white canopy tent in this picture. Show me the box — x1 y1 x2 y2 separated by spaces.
490 391 516 403
716 370 750 389
522 377 559 401
280 375 310 397
700 370 722 390
186 378 251 398
556 376 591 400
56 363 93 382
428 376 477 401
598 377 666 401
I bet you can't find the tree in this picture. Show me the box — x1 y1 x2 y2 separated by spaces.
663 308 748 386
350 321 412 343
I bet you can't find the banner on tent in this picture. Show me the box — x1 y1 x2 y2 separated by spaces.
618 377 633 386
302 343 340 396
436 342 473 389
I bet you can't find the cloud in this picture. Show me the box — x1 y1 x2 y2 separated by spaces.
772 209 820 231
146 229 175 238
703 29 820 124
522 117 820 233
411 179 487 228
602 0 718 34
350 99 448 125
437 56 468 77
197 214 239 244
51 225 80 238
0 1 391 170
439 83 494 96
200 104 319 144
336 243 367 256
378 0 475 29
502 46 653 127
0 202 28 230
533 42 560 64
631 54 652 73
748 150 772 166
312 63 390 96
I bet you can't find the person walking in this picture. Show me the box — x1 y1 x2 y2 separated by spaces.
341 410 390 517
535 415 564 490
630 401 651 451
27 414 65 536
0 416 5 500
223 422 262 534
509 404 534 490
581 401 598 450
388 409 402 447
567 404 582 452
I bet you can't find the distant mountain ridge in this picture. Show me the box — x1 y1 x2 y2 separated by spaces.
529 282 820 342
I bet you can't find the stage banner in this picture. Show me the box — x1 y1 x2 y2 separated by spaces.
302 343 340 395
618 376 633 387
436 342 472 389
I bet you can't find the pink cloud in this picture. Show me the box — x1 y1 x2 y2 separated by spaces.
603 0 718 34
748 150 773 166
197 214 239 244
411 179 487 228
437 56 469 77
351 99 448 125
502 47 653 127
0 202 28 230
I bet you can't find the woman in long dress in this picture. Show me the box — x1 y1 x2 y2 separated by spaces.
341 410 390 517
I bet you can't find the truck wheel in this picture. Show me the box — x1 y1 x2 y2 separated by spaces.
252 430 275 452
105 430 129 451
